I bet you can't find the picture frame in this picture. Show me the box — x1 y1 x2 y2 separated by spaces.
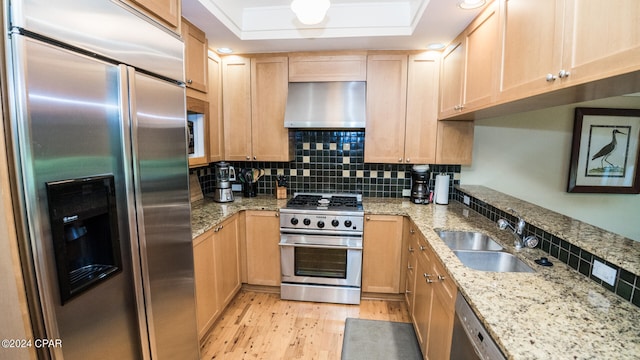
567 107 640 193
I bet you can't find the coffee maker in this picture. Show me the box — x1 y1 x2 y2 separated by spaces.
410 164 431 204
212 161 236 203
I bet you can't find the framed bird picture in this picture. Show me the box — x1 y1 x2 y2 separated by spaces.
567 107 640 193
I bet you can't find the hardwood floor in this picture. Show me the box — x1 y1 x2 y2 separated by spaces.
200 289 411 359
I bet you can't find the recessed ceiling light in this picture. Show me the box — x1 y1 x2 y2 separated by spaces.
458 0 486 10
291 0 331 25
427 43 446 51
217 47 233 54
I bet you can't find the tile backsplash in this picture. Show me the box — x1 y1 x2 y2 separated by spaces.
191 130 461 198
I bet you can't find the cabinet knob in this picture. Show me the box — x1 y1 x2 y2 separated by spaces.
246 155 250 160
408 246 414 253
437 275 446 281
545 73 557 82
410 228 415 234
398 158 403 162
423 273 434 284
187 79 193 84
366 216 371 221
419 245 426 251
558 69 570 78
405 158 410 163
253 156 257 160
275 212 279 217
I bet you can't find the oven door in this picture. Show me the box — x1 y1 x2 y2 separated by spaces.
279 233 362 287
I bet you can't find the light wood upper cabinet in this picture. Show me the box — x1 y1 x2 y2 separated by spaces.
561 0 640 86
439 35 466 118
498 0 564 101
222 56 252 161
222 56 292 162
288 53 367 82
364 54 408 163
436 121 474 166
251 56 293 161
182 18 208 93
244 210 281 286
207 52 224 162
362 215 404 293
405 53 440 164
122 0 180 30
439 1 499 118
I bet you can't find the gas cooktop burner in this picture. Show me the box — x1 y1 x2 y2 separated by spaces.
285 193 363 211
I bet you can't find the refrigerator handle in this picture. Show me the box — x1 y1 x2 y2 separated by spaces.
119 65 153 360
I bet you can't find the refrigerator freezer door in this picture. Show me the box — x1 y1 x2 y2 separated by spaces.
8 36 143 359
128 68 199 359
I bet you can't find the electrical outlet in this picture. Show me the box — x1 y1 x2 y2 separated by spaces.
402 189 411 197
592 260 617 286
463 195 471 206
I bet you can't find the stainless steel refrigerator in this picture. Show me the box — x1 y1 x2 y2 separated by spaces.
4 0 199 359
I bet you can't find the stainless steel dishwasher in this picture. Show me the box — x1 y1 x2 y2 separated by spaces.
450 293 506 360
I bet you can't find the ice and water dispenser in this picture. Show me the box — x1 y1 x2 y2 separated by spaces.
46 175 122 304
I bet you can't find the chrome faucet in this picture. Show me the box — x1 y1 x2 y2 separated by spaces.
497 209 538 250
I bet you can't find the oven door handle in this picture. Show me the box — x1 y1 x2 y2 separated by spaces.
279 243 363 251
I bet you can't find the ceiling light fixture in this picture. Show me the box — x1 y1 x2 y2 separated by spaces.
427 43 446 51
216 47 233 54
457 0 486 10
291 0 331 25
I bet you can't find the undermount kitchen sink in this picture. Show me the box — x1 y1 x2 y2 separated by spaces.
452 250 535 273
436 231 504 251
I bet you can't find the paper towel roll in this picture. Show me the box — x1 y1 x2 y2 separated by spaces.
434 174 450 205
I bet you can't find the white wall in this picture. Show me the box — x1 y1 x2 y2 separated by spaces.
462 95 640 241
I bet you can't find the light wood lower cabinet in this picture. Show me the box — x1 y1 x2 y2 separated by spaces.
362 215 403 293
406 221 456 360
193 214 240 339
244 210 281 286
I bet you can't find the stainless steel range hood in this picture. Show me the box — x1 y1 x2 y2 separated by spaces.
284 82 366 128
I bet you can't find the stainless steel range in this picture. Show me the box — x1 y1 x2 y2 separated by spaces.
279 193 364 304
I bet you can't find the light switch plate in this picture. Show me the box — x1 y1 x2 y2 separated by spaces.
592 260 617 286
463 195 471 206
402 189 411 197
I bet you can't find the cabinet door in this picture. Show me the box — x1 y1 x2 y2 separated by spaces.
439 35 465 118
222 56 252 161
426 287 454 360
123 0 180 30
208 52 224 162
364 55 408 163
463 1 499 111
193 231 218 338
251 57 292 161
405 53 439 164
412 253 433 354
182 19 208 93
288 53 367 82
499 0 564 101
562 0 640 86
436 121 474 165
362 215 403 293
214 215 241 307
245 211 281 286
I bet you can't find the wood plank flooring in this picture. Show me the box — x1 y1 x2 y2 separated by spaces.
200 289 412 359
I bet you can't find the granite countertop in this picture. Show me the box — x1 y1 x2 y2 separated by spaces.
190 191 640 359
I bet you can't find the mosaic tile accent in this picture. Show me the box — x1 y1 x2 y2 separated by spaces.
454 188 640 308
190 130 461 198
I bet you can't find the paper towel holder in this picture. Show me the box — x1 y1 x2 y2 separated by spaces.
433 173 450 205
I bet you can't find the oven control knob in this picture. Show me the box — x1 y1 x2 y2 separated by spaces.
331 219 340 227
317 221 325 228
290 218 299 225
344 220 352 228
303 218 311 226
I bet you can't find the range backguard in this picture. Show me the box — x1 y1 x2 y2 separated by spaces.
46 175 122 305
